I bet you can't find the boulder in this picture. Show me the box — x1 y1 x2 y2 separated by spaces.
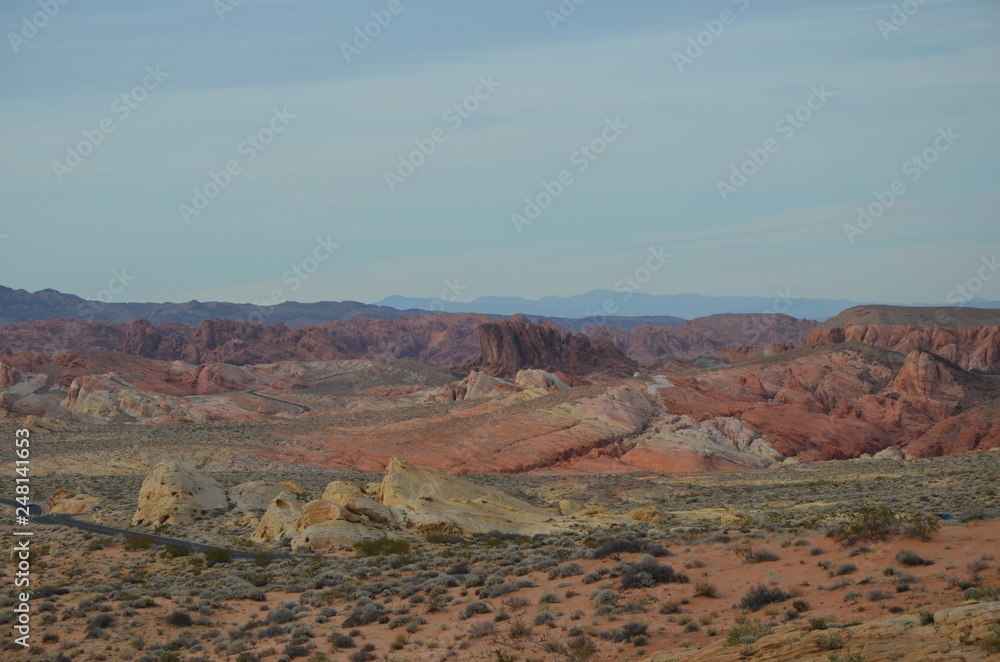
290 521 388 553
228 481 296 513
132 461 228 526
49 490 104 514
514 369 569 391
323 480 395 525
378 456 567 536
252 495 301 542
295 500 362 529
3 394 73 420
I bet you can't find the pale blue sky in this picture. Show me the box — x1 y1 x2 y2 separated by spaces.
1 0 997 307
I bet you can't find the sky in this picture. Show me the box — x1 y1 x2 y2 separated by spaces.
1 0 998 308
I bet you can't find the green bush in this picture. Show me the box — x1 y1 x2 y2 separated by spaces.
693 581 718 598
124 535 155 551
724 620 773 646
204 547 232 565
739 584 791 612
818 632 844 650
900 513 941 541
895 549 932 566
982 623 1000 654
828 505 898 545
160 544 190 559
354 537 411 558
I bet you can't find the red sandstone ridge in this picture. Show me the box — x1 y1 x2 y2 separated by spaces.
0 313 822 370
0 315 490 367
714 343 795 365
655 342 1000 461
590 314 816 361
806 305 1000 373
465 316 638 378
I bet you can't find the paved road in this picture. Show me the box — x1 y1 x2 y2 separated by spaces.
245 389 312 413
0 498 289 561
244 370 353 414
0 370 361 558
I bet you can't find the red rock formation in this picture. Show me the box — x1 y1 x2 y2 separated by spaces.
714 343 795 365
904 404 1000 456
656 344 998 462
805 325 1000 373
592 314 816 361
0 313 818 370
467 318 637 378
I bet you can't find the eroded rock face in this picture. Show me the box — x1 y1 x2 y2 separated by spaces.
252 458 571 550
228 481 296 513
1 393 73 420
806 324 1000 373
292 521 391 553
653 344 995 462
591 314 816 362
252 495 301 542
379 457 567 536
514 369 569 391
891 350 963 419
132 461 227 526
64 373 184 421
49 490 104 514
323 481 394 525
251 492 387 551
431 371 519 402
468 318 637 378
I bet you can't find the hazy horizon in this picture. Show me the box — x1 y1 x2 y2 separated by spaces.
2 0 997 308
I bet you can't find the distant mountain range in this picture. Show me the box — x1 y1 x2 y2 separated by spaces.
2 285 997 328
0 285 425 327
378 291 1000 322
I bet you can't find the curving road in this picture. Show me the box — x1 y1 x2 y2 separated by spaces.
243 370 354 414
0 498 291 561
245 389 312 413
0 371 361 558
